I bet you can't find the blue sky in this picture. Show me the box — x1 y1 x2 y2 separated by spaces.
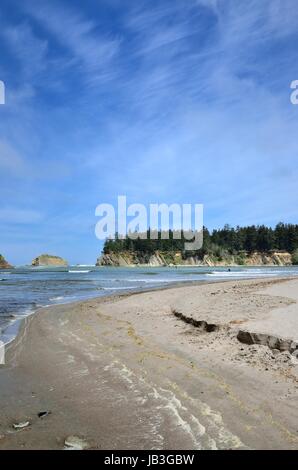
0 0 298 265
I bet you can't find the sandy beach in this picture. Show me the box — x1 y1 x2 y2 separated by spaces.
1 277 298 450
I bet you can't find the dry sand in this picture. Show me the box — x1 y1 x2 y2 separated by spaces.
1 277 298 450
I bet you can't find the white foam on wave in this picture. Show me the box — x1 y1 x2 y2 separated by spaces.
121 278 174 283
101 286 135 290
153 387 206 449
68 270 90 273
72 264 95 267
0 307 36 346
207 271 277 277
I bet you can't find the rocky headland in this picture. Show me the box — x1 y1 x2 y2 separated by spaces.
0 254 12 269
32 254 68 267
96 250 292 267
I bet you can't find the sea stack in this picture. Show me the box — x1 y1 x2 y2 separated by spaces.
32 254 68 267
0 254 12 269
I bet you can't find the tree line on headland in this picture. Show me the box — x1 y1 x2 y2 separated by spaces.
103 223 298 263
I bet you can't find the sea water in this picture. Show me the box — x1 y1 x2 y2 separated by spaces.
1 265 298 344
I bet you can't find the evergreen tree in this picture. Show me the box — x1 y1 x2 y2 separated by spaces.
103 223 298 255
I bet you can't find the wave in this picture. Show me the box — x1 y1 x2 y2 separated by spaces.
101 286 136 290
99 278 198 285
207 271 277 277
68 270 91 273
70 265 95 267
0 306 37 345
112 278 172 283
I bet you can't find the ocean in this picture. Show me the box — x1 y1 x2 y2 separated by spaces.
1 265 298 344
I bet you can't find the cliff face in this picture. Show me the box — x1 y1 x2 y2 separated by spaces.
97 252 168 267
244 251 292 266
97 251 293 267
32 254 68 267
0 254 12 269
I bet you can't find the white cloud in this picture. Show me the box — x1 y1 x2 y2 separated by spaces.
1 0 298 247
2 23 48 80
23 1 120 83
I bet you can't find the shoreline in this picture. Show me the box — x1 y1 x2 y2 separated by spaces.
1 276 298 449
0 279 209 346
1 265 297 348
0 275 288 347
2 267 297 347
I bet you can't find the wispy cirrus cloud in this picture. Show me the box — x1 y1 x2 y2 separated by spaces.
2 22 48 81
81 0 298 223
1 0 298 264
22 0 121 84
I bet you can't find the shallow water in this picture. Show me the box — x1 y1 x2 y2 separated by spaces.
1 265 298 343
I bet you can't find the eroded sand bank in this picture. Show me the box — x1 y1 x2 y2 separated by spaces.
0 277 298 450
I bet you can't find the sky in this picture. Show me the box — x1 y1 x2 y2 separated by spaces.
0 0 298 265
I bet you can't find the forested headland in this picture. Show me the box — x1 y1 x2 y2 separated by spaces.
103 223 298 264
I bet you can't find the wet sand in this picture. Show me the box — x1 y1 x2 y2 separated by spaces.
1 277 298 450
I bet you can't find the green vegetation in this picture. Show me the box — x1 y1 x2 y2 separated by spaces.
292 249 298 265
0 254 11 268
103 223 298 258
32 254 68 266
